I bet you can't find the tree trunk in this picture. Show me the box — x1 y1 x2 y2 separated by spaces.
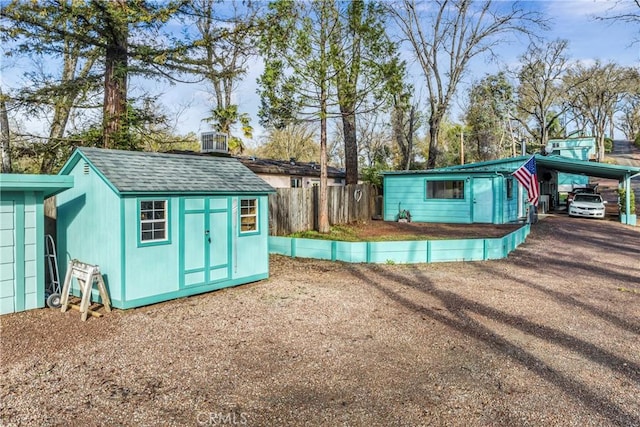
319 106 329 233
427 115 441 169
596 133 606 162
103 0 129 149
405 105 415 170
0 87 11 173
341 110 358 184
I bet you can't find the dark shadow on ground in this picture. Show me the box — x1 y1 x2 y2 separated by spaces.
345 263 640 427
474 262 640 336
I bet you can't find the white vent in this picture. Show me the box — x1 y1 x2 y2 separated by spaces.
200 132 228 153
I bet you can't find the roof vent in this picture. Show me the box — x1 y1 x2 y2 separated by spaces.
200 132 228 153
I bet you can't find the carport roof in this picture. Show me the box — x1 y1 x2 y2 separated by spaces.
0 173 74 198
423 154 640 181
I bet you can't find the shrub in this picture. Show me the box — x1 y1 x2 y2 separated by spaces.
361 166 383 188
604 137 613 153
635 133 640 149
618 188 636 214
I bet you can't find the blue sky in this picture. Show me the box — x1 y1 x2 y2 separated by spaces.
156 0 640 142
2 0 639 141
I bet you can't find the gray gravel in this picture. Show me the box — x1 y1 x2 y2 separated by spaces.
1 215 639 426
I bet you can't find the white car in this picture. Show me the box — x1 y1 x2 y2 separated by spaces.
568 194 607 219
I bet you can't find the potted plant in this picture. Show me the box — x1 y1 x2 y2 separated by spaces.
618 188 636 225
397 209 412 223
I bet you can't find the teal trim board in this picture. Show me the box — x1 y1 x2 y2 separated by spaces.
269 225 531 264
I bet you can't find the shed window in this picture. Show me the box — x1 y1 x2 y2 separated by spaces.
140 200 167 242
291 177 302 188
240 198 258 233
426 180 465 199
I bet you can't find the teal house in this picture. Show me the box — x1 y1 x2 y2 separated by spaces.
383 168 521 224
545 137 596 191
383 154 640 225
1 174 73 314
56 147 275 309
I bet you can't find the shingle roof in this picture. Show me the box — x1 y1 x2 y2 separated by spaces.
72 147 275 194
236 156 346 178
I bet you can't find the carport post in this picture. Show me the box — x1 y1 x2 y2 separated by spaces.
624 175 631 225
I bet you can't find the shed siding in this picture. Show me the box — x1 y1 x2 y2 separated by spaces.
0 191 45 314
0 198 16 314
233 195 270 278
122 196 180 301
56 162 123 302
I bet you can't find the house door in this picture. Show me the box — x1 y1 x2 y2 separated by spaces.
180 197 230 287
472 178 494 223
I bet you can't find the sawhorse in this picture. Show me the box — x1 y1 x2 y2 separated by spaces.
60 260 112 321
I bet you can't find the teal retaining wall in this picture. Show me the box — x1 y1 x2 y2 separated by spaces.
269 224 530 264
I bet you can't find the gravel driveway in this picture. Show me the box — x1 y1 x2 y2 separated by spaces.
1 215 639 426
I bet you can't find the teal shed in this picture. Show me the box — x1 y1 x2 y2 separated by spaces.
383 168 521 224
56 147 275 309
0 174 73 314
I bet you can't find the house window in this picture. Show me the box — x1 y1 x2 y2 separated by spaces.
291 177 302 188
140 200 167 242
506 178 514 200
240 198 258 233
426 180 465 199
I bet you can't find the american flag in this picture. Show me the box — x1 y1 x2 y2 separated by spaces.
513 156 539 206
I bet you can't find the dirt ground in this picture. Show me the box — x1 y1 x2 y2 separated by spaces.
1 215 639 426
344 220 522 240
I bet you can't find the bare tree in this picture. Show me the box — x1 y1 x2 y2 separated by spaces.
389 0 545 168
597 0 640 24
391 97 419 170
617 91 640 140
189 0 260 153
564 62 638 161
515 39 572 147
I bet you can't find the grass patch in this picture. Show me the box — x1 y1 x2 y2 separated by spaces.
290 224 360 241
288 224 438 242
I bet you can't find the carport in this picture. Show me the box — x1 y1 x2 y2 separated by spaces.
439 154 640 225
535 155 640 225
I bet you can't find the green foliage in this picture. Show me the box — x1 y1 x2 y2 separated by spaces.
360 166 383 188
604 137 613 153
1 0 190 150
635 133 640 149
205 105 252 154
255 122 319 162
618 188 636 214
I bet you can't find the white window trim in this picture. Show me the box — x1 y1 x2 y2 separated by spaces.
140 200 168 243
240 198 258 234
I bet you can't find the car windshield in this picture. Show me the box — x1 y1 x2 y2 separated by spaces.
574 194 602 203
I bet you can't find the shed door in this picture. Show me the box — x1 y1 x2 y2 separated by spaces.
472 178 494 223
181 197 230 287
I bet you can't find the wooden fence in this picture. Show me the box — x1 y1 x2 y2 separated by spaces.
269 183 378 236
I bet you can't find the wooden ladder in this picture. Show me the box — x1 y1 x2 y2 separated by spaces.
60 260 112 321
